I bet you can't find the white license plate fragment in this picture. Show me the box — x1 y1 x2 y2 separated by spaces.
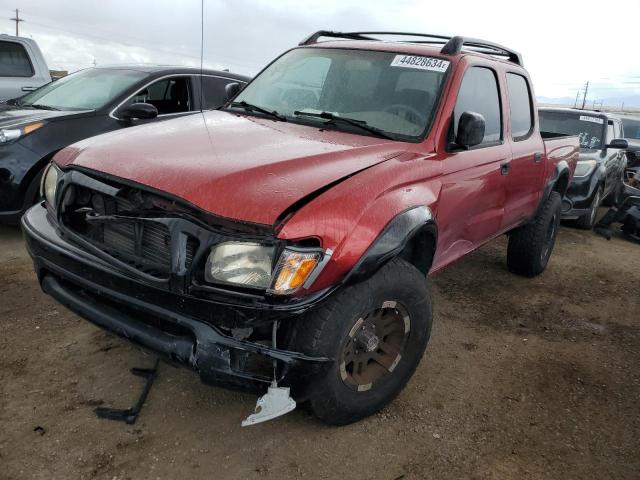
390 55 450 72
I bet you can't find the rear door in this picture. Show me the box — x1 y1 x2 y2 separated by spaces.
435 65 509 266
503 72 544 228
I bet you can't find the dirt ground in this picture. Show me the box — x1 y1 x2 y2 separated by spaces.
1 218 639 480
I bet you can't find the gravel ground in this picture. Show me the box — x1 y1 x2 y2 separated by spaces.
1 219 639 480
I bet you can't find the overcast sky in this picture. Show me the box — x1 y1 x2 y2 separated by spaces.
2 0 639 104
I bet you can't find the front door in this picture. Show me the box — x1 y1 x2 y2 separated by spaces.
434 65 509 270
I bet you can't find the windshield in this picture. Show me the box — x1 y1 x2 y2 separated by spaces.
233 47 450 141
19 68 148 110
539 111 605 149
622 118 640 140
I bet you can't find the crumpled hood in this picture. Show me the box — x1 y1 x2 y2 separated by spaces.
0 106 91 128
55 110 404 226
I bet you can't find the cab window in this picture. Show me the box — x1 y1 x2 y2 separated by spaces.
607 121 615 143
453 67 502 144
0 40 34 77
506 73 533 140
131 77 192 115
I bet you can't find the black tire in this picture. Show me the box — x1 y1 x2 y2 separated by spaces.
574 186 602 229
507 191 562 277
292 258 432 425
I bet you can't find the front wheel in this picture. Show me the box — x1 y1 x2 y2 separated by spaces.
292 258 432 425
574 186 602 229
507 191 562 277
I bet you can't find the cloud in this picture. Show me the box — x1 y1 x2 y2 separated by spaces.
2 0 639 101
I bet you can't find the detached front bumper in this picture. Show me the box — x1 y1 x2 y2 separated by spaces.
22 204 330 392
561 174 599 219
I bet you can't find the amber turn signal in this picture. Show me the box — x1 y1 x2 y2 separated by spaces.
270 250 321 294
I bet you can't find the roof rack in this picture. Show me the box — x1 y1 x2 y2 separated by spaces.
299 31 523 66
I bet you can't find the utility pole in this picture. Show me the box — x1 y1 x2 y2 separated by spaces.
573 90 580 108
581 81 589 110
10 9 24 37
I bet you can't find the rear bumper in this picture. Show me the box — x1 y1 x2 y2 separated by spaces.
22 204 330 391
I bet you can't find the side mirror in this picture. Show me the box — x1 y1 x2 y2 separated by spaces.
224 82 241 103
456 111 485 148
606 138 629 150
118 102 158 121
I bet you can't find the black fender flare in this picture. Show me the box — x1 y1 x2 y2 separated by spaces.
535 160 572 217
343 206 437 285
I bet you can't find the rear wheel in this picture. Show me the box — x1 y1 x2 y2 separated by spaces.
292 258 432 425
507 191 562 277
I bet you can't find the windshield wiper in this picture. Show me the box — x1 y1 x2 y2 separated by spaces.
29 104 59 111
228 101 286 121
293 110 394 140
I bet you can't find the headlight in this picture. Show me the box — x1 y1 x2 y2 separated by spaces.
204 242 326 294
0 122 44 143
40 162 61 207
205 242 275 289
574 160 597 178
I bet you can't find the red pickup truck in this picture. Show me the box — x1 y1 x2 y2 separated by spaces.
23 31 579 426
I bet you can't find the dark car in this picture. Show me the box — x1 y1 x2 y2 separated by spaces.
539 108 628 228
0 65 249 223
618 116 640 168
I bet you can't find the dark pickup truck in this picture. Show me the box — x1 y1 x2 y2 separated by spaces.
23 31 579 426
539 108 628 228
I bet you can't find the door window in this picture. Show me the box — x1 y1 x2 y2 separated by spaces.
606 121 615 144
0 41 34 77
506 73 533 140
131 77 191 115
613 120 622 140
453 67 502 144
202 76 245 109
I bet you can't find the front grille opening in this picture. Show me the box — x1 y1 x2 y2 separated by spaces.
185 237 199 269
61 184 175 278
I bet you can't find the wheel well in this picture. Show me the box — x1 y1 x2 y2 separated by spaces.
21 152 57 199
552 172 570 196
399 227 436 276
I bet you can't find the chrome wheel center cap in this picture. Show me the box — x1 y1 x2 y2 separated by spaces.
356 329 380 353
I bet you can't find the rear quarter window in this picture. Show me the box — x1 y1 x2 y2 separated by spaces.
202 76 245 109
506 73 533 140
0 41 34 77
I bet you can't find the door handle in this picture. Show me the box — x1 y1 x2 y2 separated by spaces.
534 152 543 163
21 86 37 92
500 162 511 175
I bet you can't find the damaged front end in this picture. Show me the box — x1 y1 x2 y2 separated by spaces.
23 166 334 420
